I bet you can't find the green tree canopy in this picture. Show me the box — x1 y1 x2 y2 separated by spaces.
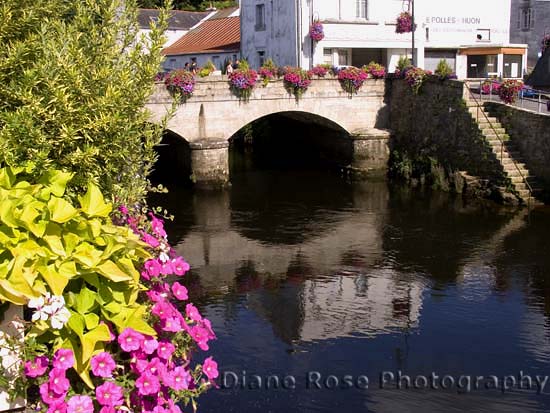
0 0 171 205
137 0 236 11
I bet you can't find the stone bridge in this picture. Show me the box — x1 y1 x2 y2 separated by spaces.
146 76 390 186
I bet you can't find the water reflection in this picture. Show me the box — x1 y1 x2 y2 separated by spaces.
151 170 550 412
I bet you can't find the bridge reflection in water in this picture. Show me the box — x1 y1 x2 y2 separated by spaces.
151 167 550 412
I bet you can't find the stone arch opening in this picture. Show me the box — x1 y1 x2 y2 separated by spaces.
228 111 354 175
150 129 192 186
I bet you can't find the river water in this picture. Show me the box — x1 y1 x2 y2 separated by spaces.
152 167 550 412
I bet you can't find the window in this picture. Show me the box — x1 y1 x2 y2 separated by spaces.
255 4 266 31
520 7 534 30
338 49 349 66
323 48 333 65
504 55 523 78
476 29 490 42
258 51 265 67
356 0 367 19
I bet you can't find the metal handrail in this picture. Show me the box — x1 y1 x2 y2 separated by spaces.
464 82 534 203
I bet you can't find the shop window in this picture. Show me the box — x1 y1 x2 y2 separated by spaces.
255 4 266 31
467 55 497 78
504 55 523 78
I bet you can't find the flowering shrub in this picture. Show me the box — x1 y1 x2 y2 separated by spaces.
498 79 523 104
259 58 277 86
363 62 386 79
165 70 195 102
396 12 413 33
309 21 324 42
0 165 217 412
405 67 430 94
481 80 501 95
542 34 550 54
311 64 330 78
283 67 312 99
228 68 258 100
394 56 412 78
434 59 457 81
338 66 369 95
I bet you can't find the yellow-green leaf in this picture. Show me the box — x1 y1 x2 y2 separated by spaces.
37 263 70 296
39 170 73 197
78 183 112 217
47 196 77 224
96 260 133 283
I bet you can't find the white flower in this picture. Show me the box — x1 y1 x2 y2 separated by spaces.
46 295 66 314
159 252 170 263
50 307 70 329
31 308 49 322
28 296 45 309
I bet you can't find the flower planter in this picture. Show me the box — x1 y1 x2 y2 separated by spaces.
0 304 25 412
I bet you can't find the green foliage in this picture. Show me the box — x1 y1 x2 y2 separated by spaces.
238 59 250 71
137 0 237 11
0 0 172 205
396 56 411 73
434 59 453 80
0 164 151 386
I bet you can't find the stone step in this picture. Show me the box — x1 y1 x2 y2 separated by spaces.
508 175 532 184
504 167 530 177
476 117 499 124
480 126 506 134
485 135 510 144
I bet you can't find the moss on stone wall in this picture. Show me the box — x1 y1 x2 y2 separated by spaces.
388 78 506 198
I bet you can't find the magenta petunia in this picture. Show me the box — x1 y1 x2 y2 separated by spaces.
150 215 167 238
90 352 116 378
144 357 166 377
152 301 176 320
118 328 144 352
47 400 67 413
161 316 182 332
190 325 210 351
156 340 175 360
142 337 159 355
185 303 202 322
99 407 116 413
49 368 70 395
160 260 174 275
135 371 161 395
95 381 124 406
141 232 160 248
67 395 94 413
144 259 162 277
172 257 190 276
202 356 219 380
171 282 188 301
24 356 49 378
166 366 191 391
39 382 66 405
53 348 74 371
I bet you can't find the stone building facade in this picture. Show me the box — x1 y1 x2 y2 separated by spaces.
510 0 550 69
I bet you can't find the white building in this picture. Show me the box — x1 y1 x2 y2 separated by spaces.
240 0 528 79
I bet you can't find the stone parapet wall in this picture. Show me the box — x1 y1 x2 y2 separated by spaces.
484 102 550 191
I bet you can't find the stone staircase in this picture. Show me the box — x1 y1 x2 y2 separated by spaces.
467 104 542 206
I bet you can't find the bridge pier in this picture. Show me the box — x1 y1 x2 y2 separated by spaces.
350 129 390 177
189 139 230 188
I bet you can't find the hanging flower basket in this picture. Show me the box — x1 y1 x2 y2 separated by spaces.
405 66 429 94
283 67 312 99
228 69 258 101
542 34 550 54
309 21 325 42
498 79 523 104
338 66 369 95
396 12 413 34
164 69 195 102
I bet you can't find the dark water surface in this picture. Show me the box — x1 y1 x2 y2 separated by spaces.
152 169 550 413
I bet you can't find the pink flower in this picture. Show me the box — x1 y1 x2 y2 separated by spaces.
144 259 161 277
141 233 160 248
152 301 176 320
95 382 124 406
153 407 168 413
136 372 161 396
156 340 175 360
171 282 188 301
190 325 210 351
49 368 70 395
142 337 159 355
99 407 116 413
172 257 190 276
166 399 182 413
202 318 216 340
203 356 219 380
150 215 167 238
144 357 166 377
67 395 94 413
47 400 67 413
185 304 202 322
53 349 74 371
40 382 65 405
25 356 49 378
160 260 174 275
161 317 182 332
118 328 144 352
91 352 116 378
165 366 191 391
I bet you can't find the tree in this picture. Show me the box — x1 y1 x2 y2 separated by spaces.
0 0 171 205
137 0 236 11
